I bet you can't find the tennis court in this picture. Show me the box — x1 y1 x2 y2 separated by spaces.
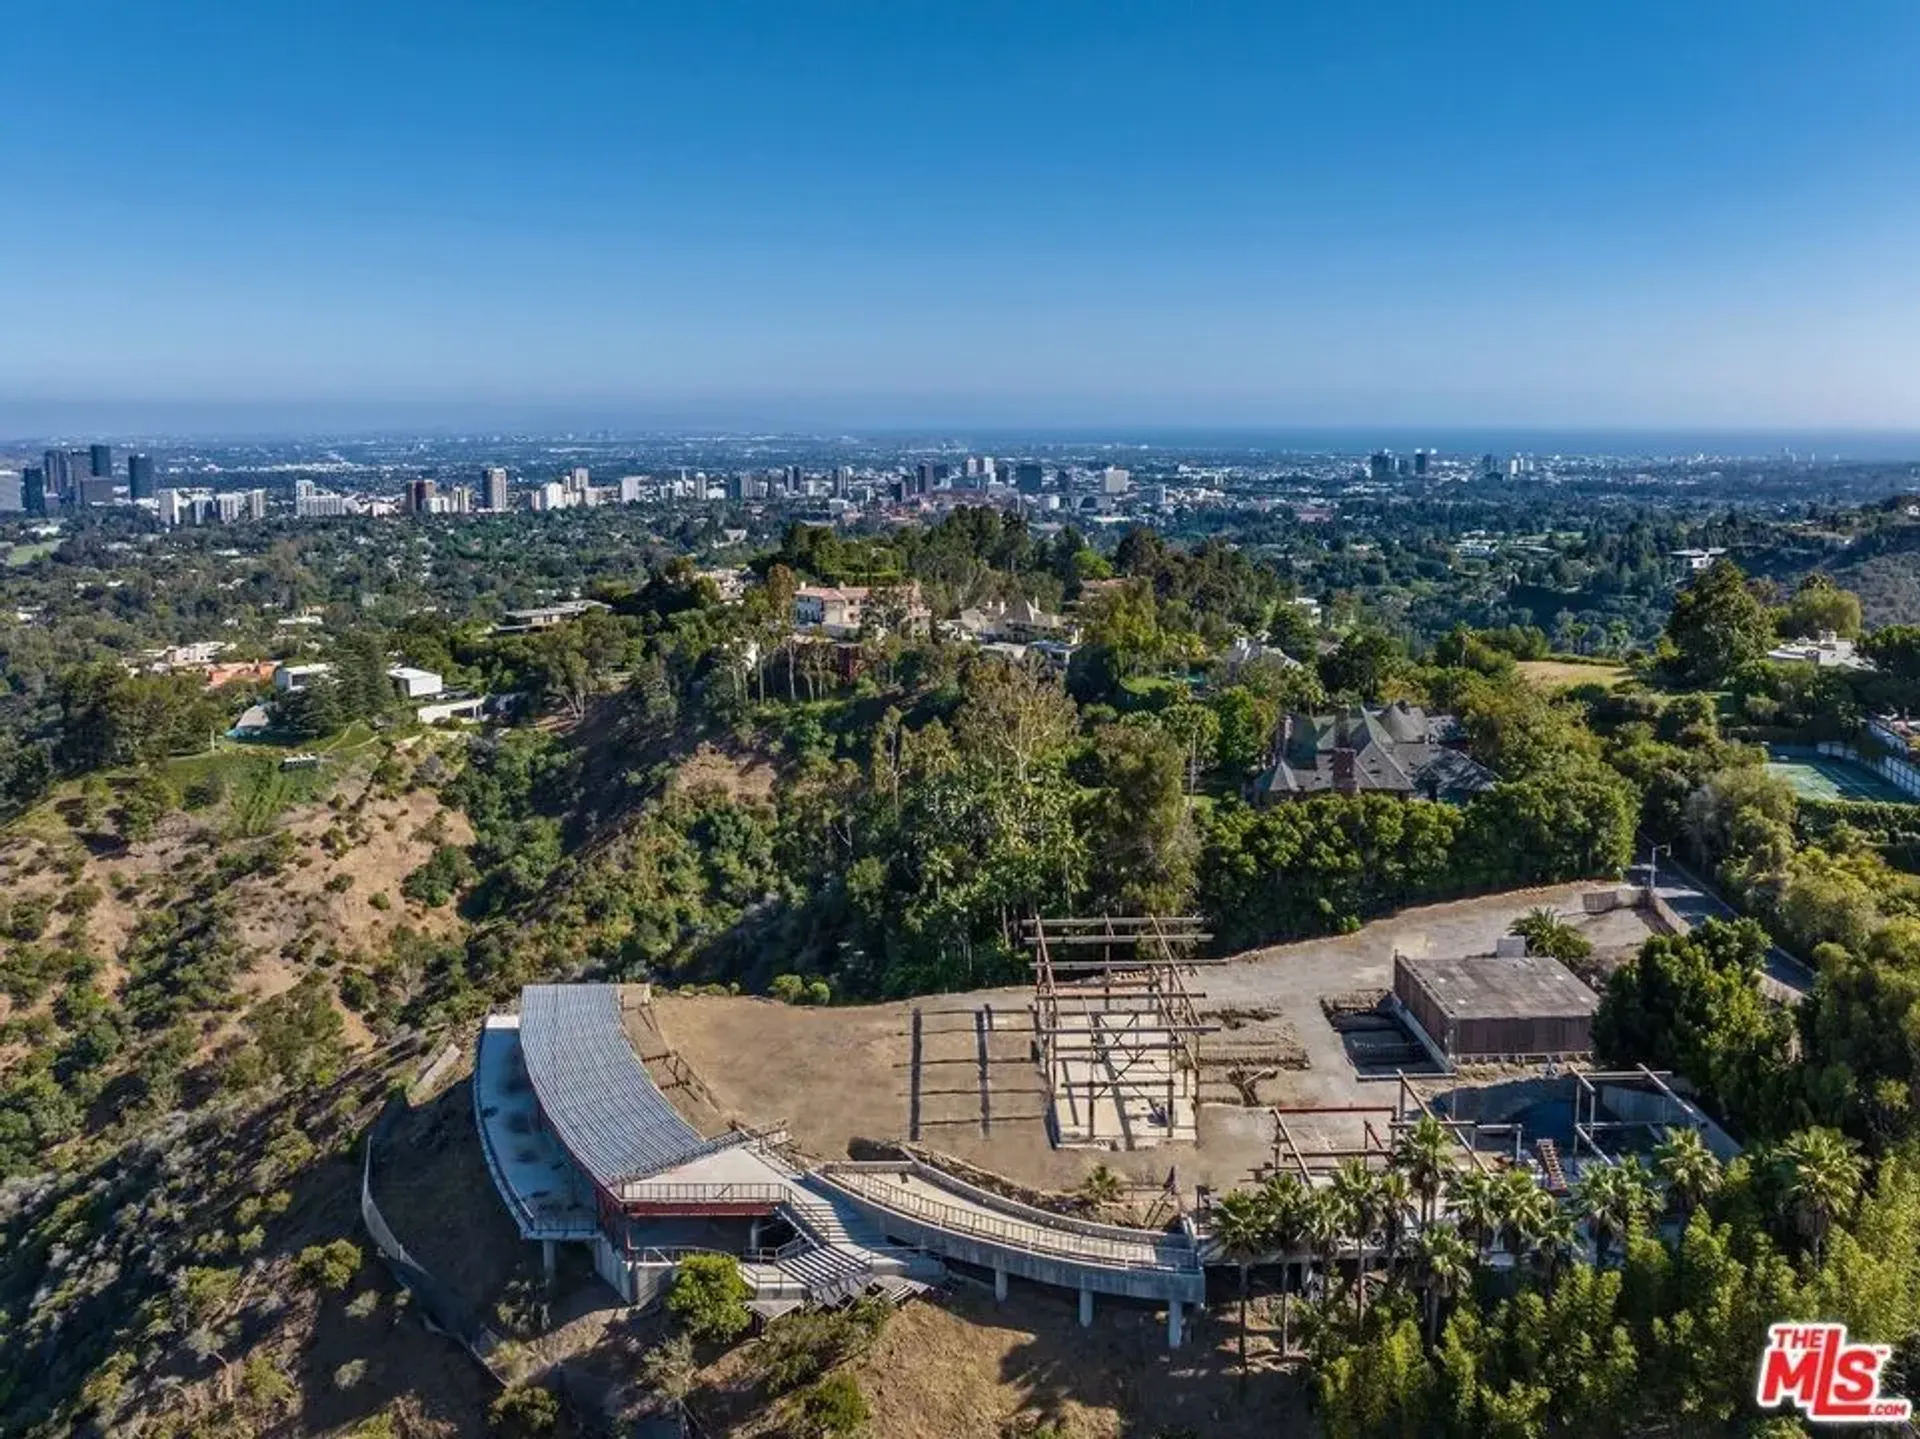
1765 746 1915 804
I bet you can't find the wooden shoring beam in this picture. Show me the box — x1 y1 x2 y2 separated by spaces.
1274 1115 1314 1182
1024 935 1216 949
1021 915 1207 933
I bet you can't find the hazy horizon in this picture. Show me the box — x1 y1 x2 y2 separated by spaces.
7 402 1920 464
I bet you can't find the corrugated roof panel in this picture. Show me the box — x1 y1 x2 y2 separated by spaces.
518 985 714 1189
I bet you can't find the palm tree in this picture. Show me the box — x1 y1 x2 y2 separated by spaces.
1393 1115 1453 1229
1523 1204 1581 1287
1375 1168 1414 1278
1654 1127 1722 1225
1330 1159 1383 1331
1258 1172 1310 1357
1210 1188 1273 1379
1410 1224 1475 1346
1303 1182 1348 1307
1447 1167 1502 1261
1573 1161 1656 1268
1775 1127 1865 1266
1615 1155 1660 1230
1493 1167 1553 1262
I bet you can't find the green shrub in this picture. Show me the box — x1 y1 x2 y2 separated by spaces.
797 1372 870 1436
666 1252 751 1342
295 1239 362 1292
488 1383 561 1436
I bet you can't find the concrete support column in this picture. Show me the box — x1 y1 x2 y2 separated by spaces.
541 1239 557 1286
1167 1299 1183 1349
994 1266 1008 1303
1079 1288 1094 1327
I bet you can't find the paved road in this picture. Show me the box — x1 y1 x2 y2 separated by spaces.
1646 854 1815 1002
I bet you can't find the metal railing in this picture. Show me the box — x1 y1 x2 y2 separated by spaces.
816 1167 1200 1274
825 1160 1199 1251
615 1179 790 1205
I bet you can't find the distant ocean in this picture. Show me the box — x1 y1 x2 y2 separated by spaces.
938 428 1920 462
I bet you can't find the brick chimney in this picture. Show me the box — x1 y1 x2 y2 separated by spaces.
1332 747 1357 795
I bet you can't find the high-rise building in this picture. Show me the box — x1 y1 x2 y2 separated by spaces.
128 453 155 499
915 462 934 495
90 444 112 478
79 476 117 505
0 474 20 512
294 480 348 518
1101 466 1131 494
567 467 590 495
619 475 644 504
1369 452 1394 482
22 466 45 516
157 489 184 526
1413 449 1429 476
1014 462 1044 495
43 449 70 503
1480 453 1500 479
216 491 246 523
406 478 436 515
833 466 852 499
482 466 509 512
246 489 268 521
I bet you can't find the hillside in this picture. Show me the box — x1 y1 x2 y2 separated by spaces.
0 736 509 1439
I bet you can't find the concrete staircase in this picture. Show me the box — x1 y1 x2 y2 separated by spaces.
756 1171 942 1308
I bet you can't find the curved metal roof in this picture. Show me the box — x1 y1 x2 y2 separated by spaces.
517 984 715 1190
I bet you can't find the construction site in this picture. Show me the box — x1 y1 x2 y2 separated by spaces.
438 881 1733 1362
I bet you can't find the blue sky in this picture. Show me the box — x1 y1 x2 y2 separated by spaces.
4 0 1919 431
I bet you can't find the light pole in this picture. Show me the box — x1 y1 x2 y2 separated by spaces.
1647 842 1671 895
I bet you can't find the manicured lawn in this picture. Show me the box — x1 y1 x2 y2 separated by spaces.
1515 659 1628 692
4 540 61 567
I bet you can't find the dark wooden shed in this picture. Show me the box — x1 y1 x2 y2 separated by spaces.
1393 951 1598 1060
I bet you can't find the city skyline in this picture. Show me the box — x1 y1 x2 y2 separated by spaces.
6 1 1920 431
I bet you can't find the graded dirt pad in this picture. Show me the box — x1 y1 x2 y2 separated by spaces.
691 1283 1311 1438
650 985 1144 1195
651 883 1657 1198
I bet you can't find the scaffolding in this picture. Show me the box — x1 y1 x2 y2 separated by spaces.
1257 1076 1492 1186
1025 916 1217 1149
1569 1065 1710 1166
